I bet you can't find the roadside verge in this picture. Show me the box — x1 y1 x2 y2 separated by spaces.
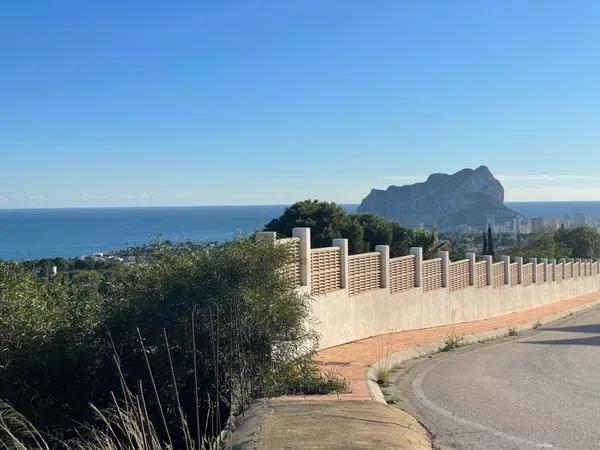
227 292 600 449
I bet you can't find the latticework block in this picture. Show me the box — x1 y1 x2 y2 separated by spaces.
348 252 381 296
492 262 505 287
475 261 487 288
422 258 442 292
310 247 341 294
390 255 415 293
276 237 301 286
522 263 533 286
449 259 470 292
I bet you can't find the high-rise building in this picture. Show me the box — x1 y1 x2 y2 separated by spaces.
574 213 586 228
530 217 543 233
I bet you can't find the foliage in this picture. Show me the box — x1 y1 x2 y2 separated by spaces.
482 231 487 255
0 239 345 447
440 334 464 352
0 263 103 429
264 200 349 249
555 226 600 258
266 200 461 259
487 224 495 256
265 200 416 257
508 227 600 260
409 226 444 259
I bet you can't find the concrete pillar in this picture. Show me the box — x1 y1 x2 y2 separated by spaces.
292 227 311 289
466 252 476 286
551 259 557 281
376 245 390 289
484 255 493 286
515 257 523 284
438 250 450 288
541 258 548 282
501 255 510 285
410 247 423 288
332 238 349 289
529 258 537 283
256 231 276 244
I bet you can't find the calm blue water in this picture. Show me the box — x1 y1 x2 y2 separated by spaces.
505 201 600 219
0 206 289 261
2 202 600 261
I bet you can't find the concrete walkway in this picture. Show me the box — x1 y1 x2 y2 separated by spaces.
228 292 600 449
228 399 431 450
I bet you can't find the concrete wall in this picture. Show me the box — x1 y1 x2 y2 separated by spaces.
267 228 600 350
311 275 600 349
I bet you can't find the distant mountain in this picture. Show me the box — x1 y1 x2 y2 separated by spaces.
357 166 518 230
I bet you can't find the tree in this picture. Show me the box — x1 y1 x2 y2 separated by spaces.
482 231 488 255
265 200 414 256
556 226 600 258
411 226 443 259
487 224 495 257
390 222 413 258
508 231 569 260
264 200 348 248
353 213 393 250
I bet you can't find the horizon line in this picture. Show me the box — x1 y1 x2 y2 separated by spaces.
2 199 600 211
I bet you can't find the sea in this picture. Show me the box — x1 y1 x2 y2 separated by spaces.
1 202 600 261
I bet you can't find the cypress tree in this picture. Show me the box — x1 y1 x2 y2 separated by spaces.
482 230 488 255
487 224 495 256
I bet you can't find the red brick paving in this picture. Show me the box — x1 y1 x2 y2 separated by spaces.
298 293 600 401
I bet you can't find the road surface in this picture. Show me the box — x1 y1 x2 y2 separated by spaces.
384 306 600 450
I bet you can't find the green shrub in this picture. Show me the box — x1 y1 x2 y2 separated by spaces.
441 334 464 352
0 238 344 446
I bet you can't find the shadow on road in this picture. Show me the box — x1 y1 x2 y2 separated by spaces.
520 335 600 346
542 324 600 334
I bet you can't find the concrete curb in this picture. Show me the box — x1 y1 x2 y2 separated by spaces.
365 299 600 404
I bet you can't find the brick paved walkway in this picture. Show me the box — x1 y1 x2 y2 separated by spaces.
307 292 600 401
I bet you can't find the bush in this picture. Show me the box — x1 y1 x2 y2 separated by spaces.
0 238 344 446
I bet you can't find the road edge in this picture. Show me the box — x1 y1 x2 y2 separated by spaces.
365 298 600 404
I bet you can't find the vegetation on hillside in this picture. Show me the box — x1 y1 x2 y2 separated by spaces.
265 200 451 258
0 238 345 448
507 226 600 259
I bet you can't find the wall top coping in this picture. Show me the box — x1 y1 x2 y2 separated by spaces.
348 252 380 259
389 254 415 262
311 246 341 253
449 259 469 265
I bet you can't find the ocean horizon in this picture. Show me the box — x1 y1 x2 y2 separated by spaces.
2 201 600 261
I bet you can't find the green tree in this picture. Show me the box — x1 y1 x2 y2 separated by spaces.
265 200 414 256
487 224 495 257
556 226 600 258
264 200 348 248
411 226 443 259
482 231 488 255
353 213 393 250
390 222 413 258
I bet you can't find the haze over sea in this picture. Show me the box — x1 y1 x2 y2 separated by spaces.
1 202 600 260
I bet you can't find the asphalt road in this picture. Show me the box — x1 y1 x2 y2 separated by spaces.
384 306 600 450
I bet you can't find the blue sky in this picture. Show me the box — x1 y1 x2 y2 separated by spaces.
2 1 600 208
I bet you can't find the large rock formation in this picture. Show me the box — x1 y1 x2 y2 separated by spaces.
357 166 518 230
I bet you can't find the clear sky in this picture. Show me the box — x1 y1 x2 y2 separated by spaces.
2 1 600 208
